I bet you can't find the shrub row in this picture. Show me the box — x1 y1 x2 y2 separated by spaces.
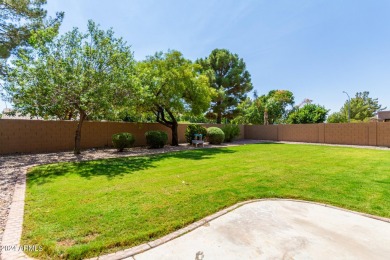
112 131 168 152
112 124 240 151
185 124 241 145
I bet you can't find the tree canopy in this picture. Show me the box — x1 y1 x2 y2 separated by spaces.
232 97 263 125
287 103 329 124
5 20 136 154
261 90 294 125
232 90 294 125
0 0 63 75
136 50 212 145
196 49 253 123
327 91 385 123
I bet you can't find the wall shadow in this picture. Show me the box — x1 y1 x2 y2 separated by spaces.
27 148 236 186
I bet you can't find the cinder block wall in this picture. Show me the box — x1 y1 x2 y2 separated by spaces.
324 123 370 146
1 119 389 155
245 122 390 147
0 120 244 154
244 125 278 140
378 123 390 146
278 124 320 143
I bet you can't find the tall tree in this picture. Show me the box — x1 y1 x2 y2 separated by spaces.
136 50 212 145
5 20 136 154
287 103 329 124
232 97 263 125
327 91 385 123
0 0 63 76
233 90 294 125
197 49 253 123
261 90 294 125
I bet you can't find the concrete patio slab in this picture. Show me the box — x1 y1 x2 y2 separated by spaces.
132 200 390 260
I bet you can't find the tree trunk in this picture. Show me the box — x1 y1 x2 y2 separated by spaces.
264 110 269 125
74 111 86 155
216 100 222 124
216 113 222 124
171 121 179 146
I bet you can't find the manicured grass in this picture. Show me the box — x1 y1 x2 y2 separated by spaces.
23 144 390 259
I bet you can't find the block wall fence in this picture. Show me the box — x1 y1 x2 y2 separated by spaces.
0 119 389 155
0 120 244 154
244 123 390 147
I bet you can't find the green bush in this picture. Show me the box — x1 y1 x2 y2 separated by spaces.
112 132 135 152
207 127 225 144
221 124 240 142
185 124 207 144
145 131 168 148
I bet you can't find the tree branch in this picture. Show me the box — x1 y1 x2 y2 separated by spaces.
154 105 173 128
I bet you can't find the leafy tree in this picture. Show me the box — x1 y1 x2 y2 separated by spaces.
136 50 212 146
0 0 63 76
178 113 213 123
232 97 263 125
287 103 329 124
327 91 385 123
5 20 136 154
196 49 253 123
261 90 294 125
233 90 294 125
327 112 346 123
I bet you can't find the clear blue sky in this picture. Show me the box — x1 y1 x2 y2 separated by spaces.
2 0 390 113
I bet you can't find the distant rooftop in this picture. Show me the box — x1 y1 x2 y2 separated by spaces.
1 108 41 120
372 111 390 122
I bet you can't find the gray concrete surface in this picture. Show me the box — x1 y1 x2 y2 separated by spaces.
132 200 390 260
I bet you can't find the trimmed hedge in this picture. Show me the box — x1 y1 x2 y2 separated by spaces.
221 124 240 142
112 132 135 152
185 124 207 144
207 127 225 144
145 131 168 148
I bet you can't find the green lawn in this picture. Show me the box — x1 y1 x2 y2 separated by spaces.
23 144 390 259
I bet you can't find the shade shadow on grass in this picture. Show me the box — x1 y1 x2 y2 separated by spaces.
27 147 236 186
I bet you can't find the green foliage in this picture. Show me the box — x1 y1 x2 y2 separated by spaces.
207 127 225 144
0 0 63 76
262 90 294 125
185 124 207 144
287 103 329 124
234 90 294 125
197 49 253 123
136 50 212 145
112 132 135 152
327 112 347 123
221 124 240 142
233 97 264 125
145 131 168 148
178 113 214 123
329 91 385 123
5 20 137 153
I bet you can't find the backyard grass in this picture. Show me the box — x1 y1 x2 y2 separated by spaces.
23 143 390 259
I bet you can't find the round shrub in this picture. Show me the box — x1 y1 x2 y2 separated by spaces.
185 124 207 144
207 127 225 144
221 124 240 142
145 131 168 148
112 132 135 152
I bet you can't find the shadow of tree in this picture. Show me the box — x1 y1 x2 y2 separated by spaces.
27 148 236 185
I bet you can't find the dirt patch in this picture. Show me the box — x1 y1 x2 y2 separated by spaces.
57 239 76 247
81 233 99 243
